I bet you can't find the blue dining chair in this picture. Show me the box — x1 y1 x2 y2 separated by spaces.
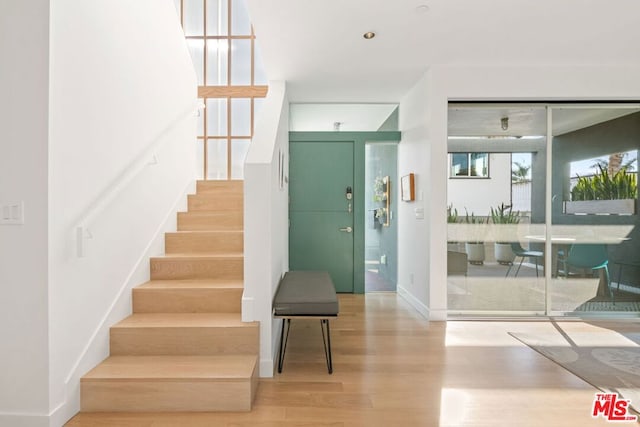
563 244 612 300
506 242 544 277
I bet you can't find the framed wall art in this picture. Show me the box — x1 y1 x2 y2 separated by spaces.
401 173 415 202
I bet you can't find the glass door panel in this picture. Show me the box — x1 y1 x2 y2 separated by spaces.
447 105 547 314
549 106 640 314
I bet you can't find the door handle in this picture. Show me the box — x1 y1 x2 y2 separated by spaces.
339 226 353 233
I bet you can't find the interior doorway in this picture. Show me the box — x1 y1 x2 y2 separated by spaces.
289 140 355 292
288 103 400 293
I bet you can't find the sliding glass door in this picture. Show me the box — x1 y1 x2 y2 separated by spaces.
549 105 640 315
447 103 640 316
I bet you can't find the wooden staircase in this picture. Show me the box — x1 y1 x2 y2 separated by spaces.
80 180 259 412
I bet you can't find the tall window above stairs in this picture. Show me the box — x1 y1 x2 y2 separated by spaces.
174 0 268 180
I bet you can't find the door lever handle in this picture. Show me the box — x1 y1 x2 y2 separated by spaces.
339 226 353 233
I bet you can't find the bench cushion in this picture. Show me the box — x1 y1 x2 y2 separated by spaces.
273 271 339 316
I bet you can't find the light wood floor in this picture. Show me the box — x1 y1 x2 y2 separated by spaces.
66 293 637 426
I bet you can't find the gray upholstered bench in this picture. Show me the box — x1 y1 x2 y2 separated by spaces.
273 271 339 374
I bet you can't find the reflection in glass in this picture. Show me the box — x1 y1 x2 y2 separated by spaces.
364 143 398 292
450 153 468 176
470 153 488 177
450 153 489 177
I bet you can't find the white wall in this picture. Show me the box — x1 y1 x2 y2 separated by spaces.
243 81 289 377
48 1 197 425
0 1 51 426
398 65 640 321
447 153 512 216
397 75 431 318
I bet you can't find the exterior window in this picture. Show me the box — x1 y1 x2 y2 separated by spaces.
175 0 267 180
450 153 489 178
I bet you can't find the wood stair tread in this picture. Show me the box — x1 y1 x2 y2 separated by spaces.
113 313 255 328
177 211 243 231
82 355 256 381
166 230 243 235
178 210 243 215
137 279 243 290
197 179 243 185
152 253 243 259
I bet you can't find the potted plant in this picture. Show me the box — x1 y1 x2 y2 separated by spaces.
464 210 486 265
447 204 462 252
490 203 520 265
565 165 637 215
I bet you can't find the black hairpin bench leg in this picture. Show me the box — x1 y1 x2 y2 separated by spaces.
320 319 333 374
277 318 291 373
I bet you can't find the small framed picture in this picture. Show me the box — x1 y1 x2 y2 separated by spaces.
401 173 415 202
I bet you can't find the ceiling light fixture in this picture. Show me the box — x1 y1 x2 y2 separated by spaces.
363 31 376 40
501 117 509 131
333 121 343 131
415 5 430 14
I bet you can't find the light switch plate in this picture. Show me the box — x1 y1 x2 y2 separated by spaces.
0 201 24 225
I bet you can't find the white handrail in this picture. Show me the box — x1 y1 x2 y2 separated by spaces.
75 102 203 257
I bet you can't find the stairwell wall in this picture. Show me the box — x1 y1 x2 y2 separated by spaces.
0 1 51 426
48 0 197 424
244 81 289 377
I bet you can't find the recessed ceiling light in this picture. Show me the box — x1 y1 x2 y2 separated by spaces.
363 31 376 40
415 5 429 14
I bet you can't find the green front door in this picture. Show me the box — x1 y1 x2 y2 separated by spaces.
289 141 354 292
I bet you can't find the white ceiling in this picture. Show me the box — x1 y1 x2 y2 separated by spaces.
448 105 640 137
246 0 640 103
289 104 397 132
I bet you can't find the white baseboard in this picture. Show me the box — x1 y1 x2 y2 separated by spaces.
260 358 274 378
0 413 48 427
397 285 430 320
428 309 447 321
259 318 282 378
53 380 79 427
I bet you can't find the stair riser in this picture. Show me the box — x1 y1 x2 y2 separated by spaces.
177 212 243 231
165 232 243 254
81 379 254 412
150 258 243 280
196 180 244 195
133 288 242 313
188 195 243 211
110 327 259 356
